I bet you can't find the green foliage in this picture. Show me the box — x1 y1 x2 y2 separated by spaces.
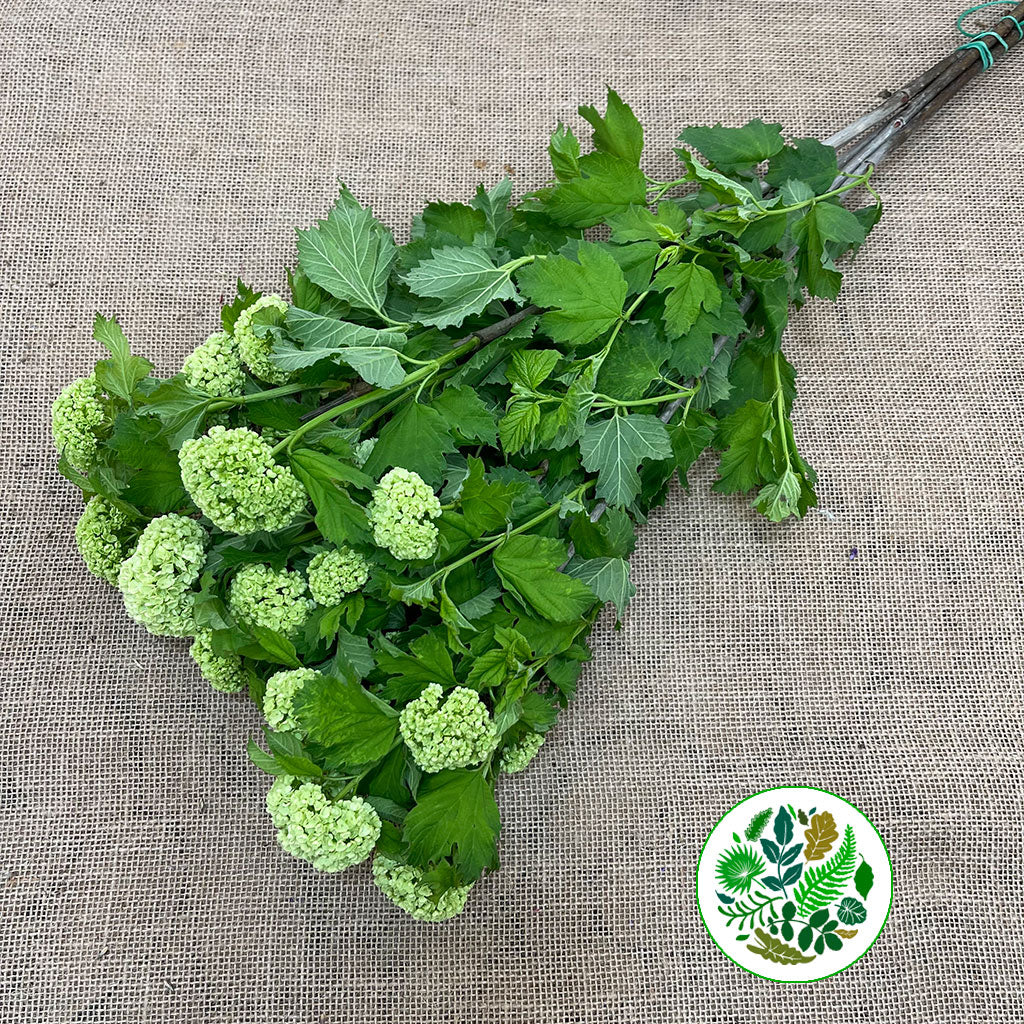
54 87 882 922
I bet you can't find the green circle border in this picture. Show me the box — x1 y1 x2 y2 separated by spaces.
695 785 894 984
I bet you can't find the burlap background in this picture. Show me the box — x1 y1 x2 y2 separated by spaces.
2 1 1022 1020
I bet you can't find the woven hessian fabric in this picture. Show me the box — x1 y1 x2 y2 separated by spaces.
2 1 1023 1020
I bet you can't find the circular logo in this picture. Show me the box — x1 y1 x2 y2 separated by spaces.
696 786 892 983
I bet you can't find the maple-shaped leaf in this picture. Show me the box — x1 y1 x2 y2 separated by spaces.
580 413 673 507
516 242 627 346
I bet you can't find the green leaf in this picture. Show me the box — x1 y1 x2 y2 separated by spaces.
431 385 497 445
564 556 635 616
578 88 644 165
221 279 261 333
250 733 323 778
288 451 369 547
766 137 839 196
404 246 519 330
289 448 375 491
541 152 648 228
653 262 722 337
606 203 688 243
458 457 515 536
579 413 673 507
711 399 777 496
854 858 875 900
92 314 153 403
275 308 408 387
548 122 581 181
595 320 669 401
498 400 541 456
516 242 627 346
361 400 456 487
295 185 397 316
470 179 514 236
136 377 213 449
294 674 399 767
413 201 487 245
679 119 784 174
792 201 866 300
747 927 816 965
670 411 716 485
507 349 561 391
674 150 760 210
403 769 501 883
754 467 802 522
493 534 597 623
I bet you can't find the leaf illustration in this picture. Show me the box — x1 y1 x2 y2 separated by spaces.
803 811 839 861
836 897 867 925
760 838 781 863
855 858 875 899
794 825 856 915
717 891 782 930
745 808 772 841
774 806 794 846
747 927 816 965
835 928 859 939
797 809 809 825
715 844 766 894
780 842 803 866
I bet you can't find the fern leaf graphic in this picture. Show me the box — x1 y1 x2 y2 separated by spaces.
794 824 856 915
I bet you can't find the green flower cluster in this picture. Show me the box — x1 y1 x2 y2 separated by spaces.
266 776 381 872
179 426 307 535
228 564 314 637
189 630 247 693
181 330 247 398
263 667 317 731
52 376 106 471
399 683 498 773
235 295 290 384
75 497 133 585
499 731 546 774
366 467 442 561
118 514 207 637
306 547 370 605
371 855 473 922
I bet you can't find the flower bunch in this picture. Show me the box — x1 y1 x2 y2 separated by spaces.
53 89 883 920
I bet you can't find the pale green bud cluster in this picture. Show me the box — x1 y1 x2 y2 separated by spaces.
179 426 307 535
306 547 370 605
263 667 318 731
52 375 106 472
366 467 442 561
371 855 473 922
352 437 377 468
228 563 314 637
399 683 498 773
189 630 247 693
118 514 207 637
235 295 291 384
266 776 381 872
181 330 247 398
75 497 133 585
499 731 546 774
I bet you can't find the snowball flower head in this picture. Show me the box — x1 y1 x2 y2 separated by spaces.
228 563 313 637
75 497 133 585
118 514 207 637
181 330 247 398
399 683 498 773
266 776 381 872
306 547 370 605
372 855 473 922
52 375 106 471
234 294 291 384
263 667 318 731
366 467 442 561
179 426 307 535
499 731 546 774
189 630 247 693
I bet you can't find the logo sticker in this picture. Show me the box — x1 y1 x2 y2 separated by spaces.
696 786 892 982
